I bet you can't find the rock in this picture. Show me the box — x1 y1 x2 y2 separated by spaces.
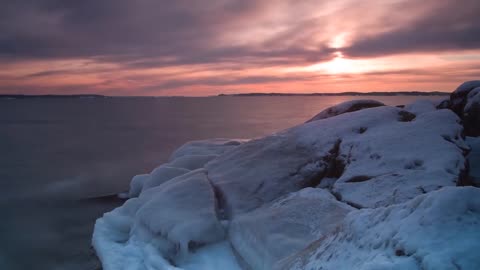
450 80 480 114
207 106 466 215
463 88 480 136
94 97 475 270
279 187 480 270
169 139 246 161
467 137 480 186
141 166 190 191
449 81 480 136
128 174 149 198
404 99 437 115
229 188 354 270
93 169 228 269
306 100 385 122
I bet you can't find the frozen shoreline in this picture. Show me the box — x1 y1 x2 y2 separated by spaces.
92 81 480 270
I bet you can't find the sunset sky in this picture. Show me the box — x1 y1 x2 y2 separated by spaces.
1 0 479 96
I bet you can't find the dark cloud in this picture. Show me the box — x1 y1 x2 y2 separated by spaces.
343 0 480 57
1 0 478 65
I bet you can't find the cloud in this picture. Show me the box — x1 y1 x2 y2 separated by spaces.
342 0 480 57
0 0 479 94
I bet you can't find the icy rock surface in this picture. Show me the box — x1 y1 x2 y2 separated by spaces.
94 94 479 270
93 169 231 269
279 187 480 270
306 99 385 122
168 139 246 161
127 139 246 198
141 166 190 191
128 174 150 198
404 99 436 115
229 188 354 270
207 106 466 214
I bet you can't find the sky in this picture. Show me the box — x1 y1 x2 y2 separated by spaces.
1 0 479 96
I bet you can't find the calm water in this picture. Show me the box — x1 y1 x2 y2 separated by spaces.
0 95 444 269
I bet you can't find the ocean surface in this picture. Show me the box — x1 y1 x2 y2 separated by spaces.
0 95 444 270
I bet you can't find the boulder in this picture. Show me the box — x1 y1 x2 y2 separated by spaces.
449 81 480 136
306 100 385 122
450 80 480 114
207 106 467 215
463 88 480 136
93 169 229 270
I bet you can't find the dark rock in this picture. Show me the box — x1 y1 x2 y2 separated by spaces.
449 81 480 137
306 100 385 122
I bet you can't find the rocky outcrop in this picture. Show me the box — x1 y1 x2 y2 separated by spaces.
306 99 385 122
93 84 480 270
447 80 480 137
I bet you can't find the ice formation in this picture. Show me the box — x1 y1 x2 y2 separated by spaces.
93 82 480 270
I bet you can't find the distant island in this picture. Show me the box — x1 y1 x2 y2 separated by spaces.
0 94 107 99
219 91 450 96
0 91 451 99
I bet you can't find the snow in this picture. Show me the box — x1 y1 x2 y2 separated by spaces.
206 106 466 215
176 241 242 270
93 169 236 270
128 174 149 198
332 109 467 208
306 99 385 122
229 188 354 270
93 94 479 270
280 187 480 270
404 99 436 115
141 166 190 191
168 139 246 161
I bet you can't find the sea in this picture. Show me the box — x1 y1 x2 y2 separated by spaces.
0 95 445 270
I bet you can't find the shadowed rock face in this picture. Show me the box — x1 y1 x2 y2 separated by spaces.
449 81 480 137
306 100 385 122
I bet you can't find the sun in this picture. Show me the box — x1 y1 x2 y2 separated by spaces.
300 52 376 75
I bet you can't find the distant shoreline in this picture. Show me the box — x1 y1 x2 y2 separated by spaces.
0 91 450 99
219 91 450 97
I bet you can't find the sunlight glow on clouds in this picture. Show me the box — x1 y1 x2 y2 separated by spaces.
0 0 479 95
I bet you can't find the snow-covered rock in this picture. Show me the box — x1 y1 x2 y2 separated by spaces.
141 166 190 191
94 92 479 270
404 99 436 115
332 109 467 208
449 81 480 136
279 187 480 270
207 106 466 215
134 169 225 258
168 139 246 161
126 139 246 197
306 99 385 122
450 80 480 114
93 169 234 269
128 174 149 198
229 188 354 270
